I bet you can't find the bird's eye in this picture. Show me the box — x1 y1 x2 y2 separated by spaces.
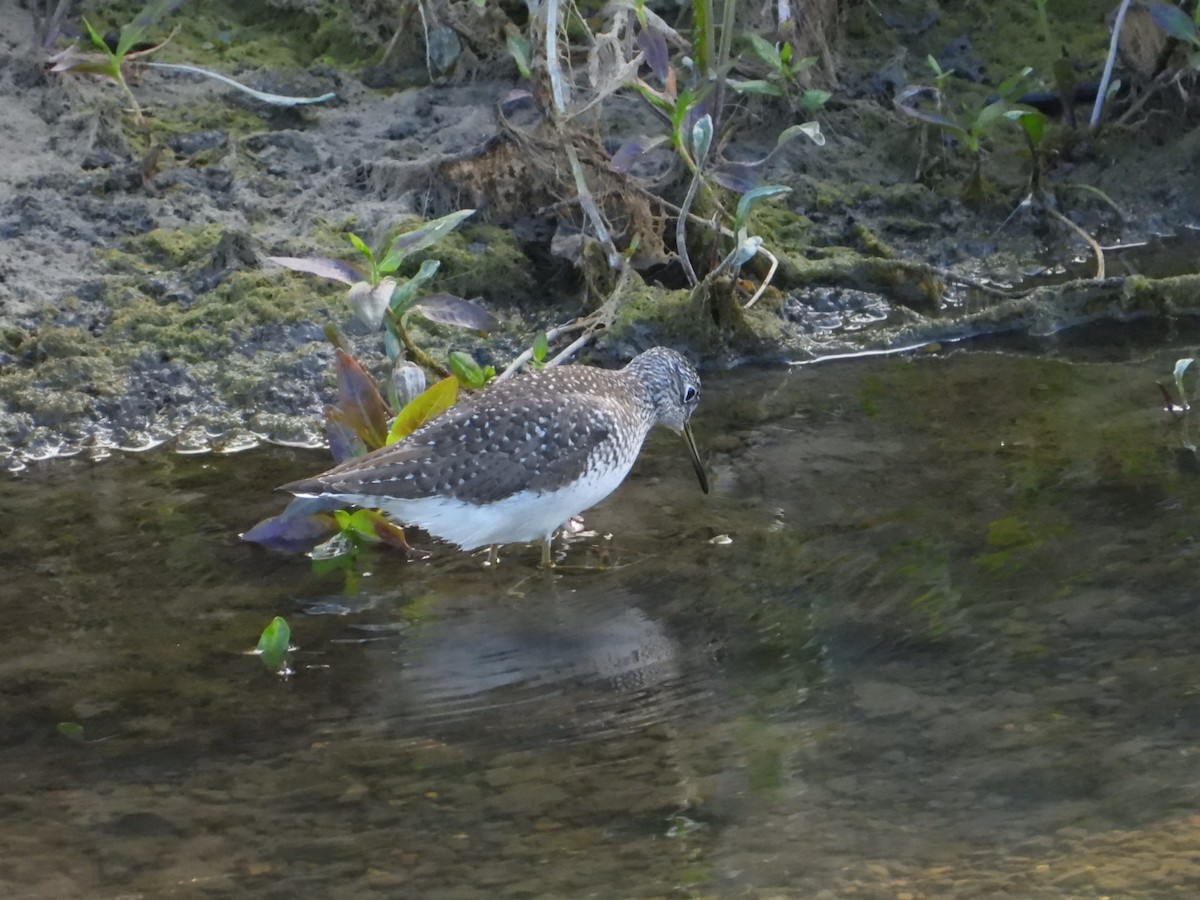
683 385 699 403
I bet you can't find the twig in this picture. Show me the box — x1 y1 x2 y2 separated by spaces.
1115 70 1175 127
1090 0 1132 130
546 326 602 367
1046 207 1105 279
743 247 780 309
493 317 595 383
676 167 704 286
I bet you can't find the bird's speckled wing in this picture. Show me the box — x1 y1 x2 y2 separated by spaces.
283 371 629 505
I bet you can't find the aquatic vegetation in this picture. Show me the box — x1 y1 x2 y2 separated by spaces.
894 66 1034 200
734 33 832 114
254 615 292 675
46 0 335 126
243 346 462 571
267 209 496 378
499 0 826 319
606 8 826 297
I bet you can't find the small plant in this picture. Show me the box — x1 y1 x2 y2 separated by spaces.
47 0 335 126
605 14 824 295
895 67 1033 199
267 209 497 377
243 344 463 573
734 34 832 114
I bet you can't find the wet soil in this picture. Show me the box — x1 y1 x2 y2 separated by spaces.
2 0 1199 467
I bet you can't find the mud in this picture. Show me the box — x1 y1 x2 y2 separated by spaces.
2 0 1199 467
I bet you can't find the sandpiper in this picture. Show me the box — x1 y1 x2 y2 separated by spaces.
282 347 709 566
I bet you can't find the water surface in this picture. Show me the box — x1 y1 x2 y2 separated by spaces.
4 343 1200 898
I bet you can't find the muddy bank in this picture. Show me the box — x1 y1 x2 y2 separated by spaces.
2 0 1199 468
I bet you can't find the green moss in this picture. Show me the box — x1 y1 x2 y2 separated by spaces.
608 278 717 351
121 224 226 269
399 223 538 305
746 205 815 255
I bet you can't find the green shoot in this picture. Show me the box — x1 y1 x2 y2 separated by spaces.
255 616 292 674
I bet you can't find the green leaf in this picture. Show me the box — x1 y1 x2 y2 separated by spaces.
776 122 825 148
1006 108 1046 146
81 17 116 60
335 508 388 542
734 185 791 232
995 67 1033 102
532 331 549 363
345 233 376 279
378 209 475 274
57 722 85 741
726 78 784 96
669 87 699 151
746 33 783 72
800 89 832 113
1149 1 1200 44
506 34 532 78
449 351 489 389
387 376 459 444
255 616 291 673
788 55 818 75
631 81 675 115
389 259 441 315
971 100 1008 137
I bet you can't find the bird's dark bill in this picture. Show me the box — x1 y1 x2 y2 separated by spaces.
683 422 709 494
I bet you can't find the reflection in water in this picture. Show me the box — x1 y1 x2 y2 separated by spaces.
5 346 1200 897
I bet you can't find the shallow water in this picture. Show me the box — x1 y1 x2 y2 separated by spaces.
5 343 1200 899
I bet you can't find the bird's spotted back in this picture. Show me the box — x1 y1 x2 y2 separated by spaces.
294 364 656 505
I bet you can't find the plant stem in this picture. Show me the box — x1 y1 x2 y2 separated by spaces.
385 310 449 377
1090 0 1131 130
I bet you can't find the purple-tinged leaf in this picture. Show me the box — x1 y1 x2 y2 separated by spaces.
412 294 499 332
324 408 364 463
266 255 361 285
242 512 338 554
711 164 759 193
636 25 671 83
329 348 390 451
1149 1 1200 43
368 513 410 550
608 136 667 173
610 140 647 174
894 87 967 134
